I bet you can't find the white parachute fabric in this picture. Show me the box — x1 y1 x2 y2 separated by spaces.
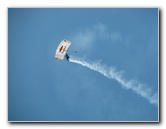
55 40 71 60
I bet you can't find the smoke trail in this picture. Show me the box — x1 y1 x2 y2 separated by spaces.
69 56 158 107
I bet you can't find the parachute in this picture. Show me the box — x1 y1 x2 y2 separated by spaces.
55 39 71 60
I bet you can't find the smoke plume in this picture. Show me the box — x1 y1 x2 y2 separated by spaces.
69 56 158 107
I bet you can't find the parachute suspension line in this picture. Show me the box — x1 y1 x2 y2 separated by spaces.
68 50 77 53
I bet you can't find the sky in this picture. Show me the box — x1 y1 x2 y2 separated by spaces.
8 8 158 121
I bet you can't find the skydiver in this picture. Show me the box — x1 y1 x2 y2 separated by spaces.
65 54 70 61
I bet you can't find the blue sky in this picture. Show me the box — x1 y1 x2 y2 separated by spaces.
8 8 158 121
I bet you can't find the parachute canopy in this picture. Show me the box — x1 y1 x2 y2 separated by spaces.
55 39 71 60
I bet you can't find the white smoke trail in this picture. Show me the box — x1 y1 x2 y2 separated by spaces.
69 56 158 107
